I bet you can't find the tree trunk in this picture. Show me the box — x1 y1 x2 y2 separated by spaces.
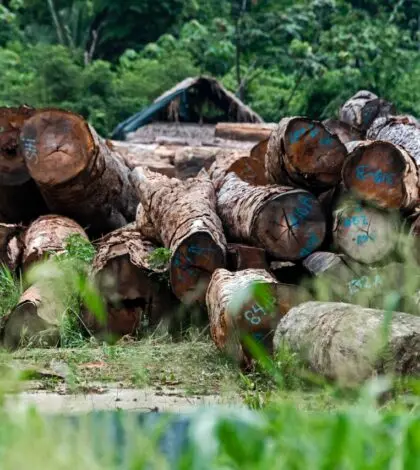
367 115 420 167
2 285 61 350
174 147 248 180
323 118 363 144
22 215 88 270
0 223 25 271
209 152 266 190
333 202 399 264
215 123 276 142
265 117 347 191
206 268 305 366
83 228 176 341
274 301 420 385
227 243 268 271
340 90 395 133
342 140 419 210
0 106 48 224
130 168 227 304
19 109 138 236
217 172 326 260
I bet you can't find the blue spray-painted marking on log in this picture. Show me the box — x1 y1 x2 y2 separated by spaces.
299 232 320 257
290 123 334 146
288 195 314 228
187 245 217 256
356 234 375 245
244 303 266 326
290 126 309 144
343 215 369 228
348 274 382 295
355 165 396 185
320 136 334 146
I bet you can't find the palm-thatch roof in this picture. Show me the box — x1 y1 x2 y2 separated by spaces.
112 76 263 140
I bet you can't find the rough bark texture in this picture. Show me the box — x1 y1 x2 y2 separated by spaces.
323 119 363 144
227 243 268 271
2 285 61 350
340 90 395 132
19 109 138 236
274 301 420 384
250 137 269 161
215 123 276 141
367 116 420 167
135 203 160 243
206 268 305 365
175 147 248 180
333 202 399 264
22 215 88 270
217 173 326 260
342 140 419 210
265 117 347 191
130 168 227 304
83 228 175 340
0 222 25 270
209 152 266 190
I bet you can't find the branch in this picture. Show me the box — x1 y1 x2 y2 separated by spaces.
46 0 65 45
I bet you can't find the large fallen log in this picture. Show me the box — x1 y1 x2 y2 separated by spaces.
206 268 307 365
367 115 420 166
265 117 347 191
2 285 61 350
19 109 138 236
339 90 395 133
22 215 88 270
333 201 399 264
130 168 226 304
342 140 419 210
215 123 276 142
274 301 420 384
0 106 48 223
217 172 326 260
83 228 175 340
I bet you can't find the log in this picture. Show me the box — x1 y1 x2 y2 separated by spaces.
83 228 175 340
270 261 305 285
135 203 160 243
367 116 420 167
265 117 347 190
130 168 227 304
274 301 420 384
250 137 269 161
22 215 88 270
215 123 277 142
227 243 268 271
0 223 25 270
217 172 326 260
19 109 138 236
2 285 61 350
342 140 419 210
333 201 399 264
206 268 307 365
339 90 395 132
174 147 248 180
322 119 363 144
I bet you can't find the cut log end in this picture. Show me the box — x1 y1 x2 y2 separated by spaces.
342 141 418 209
253 190 326 260
170 231 225 304
20 109 95 185
228 156 267 186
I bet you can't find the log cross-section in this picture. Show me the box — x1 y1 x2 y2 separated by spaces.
130 168 227 304
217 172 326 260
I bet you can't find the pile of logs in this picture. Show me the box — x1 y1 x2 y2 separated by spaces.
1 90 420 382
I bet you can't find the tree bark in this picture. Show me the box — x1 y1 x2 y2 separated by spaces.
340 90 395 133
367 115 420 167
174 146 248 180
215 123 276 142
135 203 160 243
227 243 268 271
206 268 306 365
323 118 363 144
130 168 227 304
83 227 175 340
0 223 25 271
250 137 269 161
22 215 88 270
217 172 326 260
274 301 420 385
2 285 61 350
342 140 419 210
333 202 399 264
265 117 347 191
19 109 139 236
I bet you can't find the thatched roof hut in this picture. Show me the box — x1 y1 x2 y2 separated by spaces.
112 76 263 140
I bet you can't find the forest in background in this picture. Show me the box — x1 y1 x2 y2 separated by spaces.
0 0 419 136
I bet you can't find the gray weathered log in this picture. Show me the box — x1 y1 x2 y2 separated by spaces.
274 301 420 384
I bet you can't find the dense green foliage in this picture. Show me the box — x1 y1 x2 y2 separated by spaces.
0 0 419 135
